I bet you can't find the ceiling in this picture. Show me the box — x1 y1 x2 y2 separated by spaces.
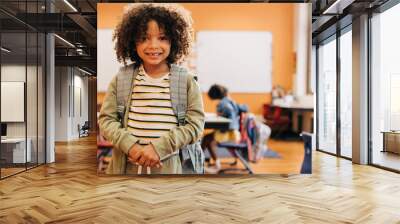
0 0 394 75
1 0 97 74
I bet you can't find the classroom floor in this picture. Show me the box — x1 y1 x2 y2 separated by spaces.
1 135 400 223
209 139 304 174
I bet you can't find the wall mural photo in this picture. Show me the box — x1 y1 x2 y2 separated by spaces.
97 3 312 175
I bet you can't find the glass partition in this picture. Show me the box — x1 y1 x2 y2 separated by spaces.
371 3 400 171
339 29 352 158
317 36 337 154
1 31 28 177
0 1 46 179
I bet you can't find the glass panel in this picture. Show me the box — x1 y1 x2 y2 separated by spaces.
1 32 27 177
340 29 352 158
38 32 45 165
371 3 400 171
27 31 38 169
0 1 46 178
317 37 337 154
26 0 38 169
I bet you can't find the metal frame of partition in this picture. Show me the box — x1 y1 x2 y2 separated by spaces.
0 0 47 179
336 28 341 158
367 10 373 166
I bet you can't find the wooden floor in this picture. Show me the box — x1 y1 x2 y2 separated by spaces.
372 151 400 171
1 135 400 223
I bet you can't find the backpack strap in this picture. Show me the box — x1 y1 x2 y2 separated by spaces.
170 64 188 126
170 64 192 163
116 64 137 121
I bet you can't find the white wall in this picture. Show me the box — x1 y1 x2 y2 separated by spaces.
72 72 89 138
97 29 122 92
54 67 89 141
55 67 69 141
293 4 310 97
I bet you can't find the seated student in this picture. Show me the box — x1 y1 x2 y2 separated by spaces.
201 84 241 173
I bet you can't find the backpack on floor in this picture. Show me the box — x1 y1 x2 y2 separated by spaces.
243 114 271 162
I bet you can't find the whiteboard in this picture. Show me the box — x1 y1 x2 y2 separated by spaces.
1 82 25 122
97 29 122 92
197 31 272 93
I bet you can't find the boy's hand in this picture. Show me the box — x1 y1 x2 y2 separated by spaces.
128 144 162 168
128 143 142 162
137 144 162 168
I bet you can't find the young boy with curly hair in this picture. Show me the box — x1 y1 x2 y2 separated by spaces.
99 3 204 174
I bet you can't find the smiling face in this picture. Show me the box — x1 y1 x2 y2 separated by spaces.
135 20 171 72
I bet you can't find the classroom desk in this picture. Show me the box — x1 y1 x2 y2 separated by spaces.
204 113 231 130
381 131 400 154
271 101 314 133
0 138 32 166
272 98 314 111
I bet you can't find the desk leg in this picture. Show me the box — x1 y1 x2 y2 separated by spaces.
382 133 386 153
298 114 303 134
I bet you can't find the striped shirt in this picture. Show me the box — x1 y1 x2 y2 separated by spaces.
128 65 178 145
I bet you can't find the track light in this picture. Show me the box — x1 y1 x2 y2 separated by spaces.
78 67 93 76
322 0 354 15
54 34 75 48
1 47 11 53
63 0 78 12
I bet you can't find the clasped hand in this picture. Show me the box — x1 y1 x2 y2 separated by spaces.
128 144 162 168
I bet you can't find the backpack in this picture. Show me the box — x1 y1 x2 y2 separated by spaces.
244 114 271 162
115 64 205 174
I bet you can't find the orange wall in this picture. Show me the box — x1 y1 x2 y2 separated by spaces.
98 3 295 115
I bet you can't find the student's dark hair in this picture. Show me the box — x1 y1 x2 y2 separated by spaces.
113 3 193 65
208 84 228 100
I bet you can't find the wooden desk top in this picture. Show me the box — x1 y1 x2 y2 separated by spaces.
204 113 231 130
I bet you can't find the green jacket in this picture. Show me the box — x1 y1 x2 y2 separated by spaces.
98 65 205 174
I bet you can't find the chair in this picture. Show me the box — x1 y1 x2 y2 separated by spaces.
217 113 255 174
300 132 312 174
97 132 113 173
78 121 90 138
263 104 290 138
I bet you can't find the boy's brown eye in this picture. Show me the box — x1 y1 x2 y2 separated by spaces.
137 37 145 43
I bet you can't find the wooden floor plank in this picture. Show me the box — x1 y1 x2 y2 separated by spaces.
0 135 399 223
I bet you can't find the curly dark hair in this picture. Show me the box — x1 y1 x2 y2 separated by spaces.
113 3 193 65
208 84 228 100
